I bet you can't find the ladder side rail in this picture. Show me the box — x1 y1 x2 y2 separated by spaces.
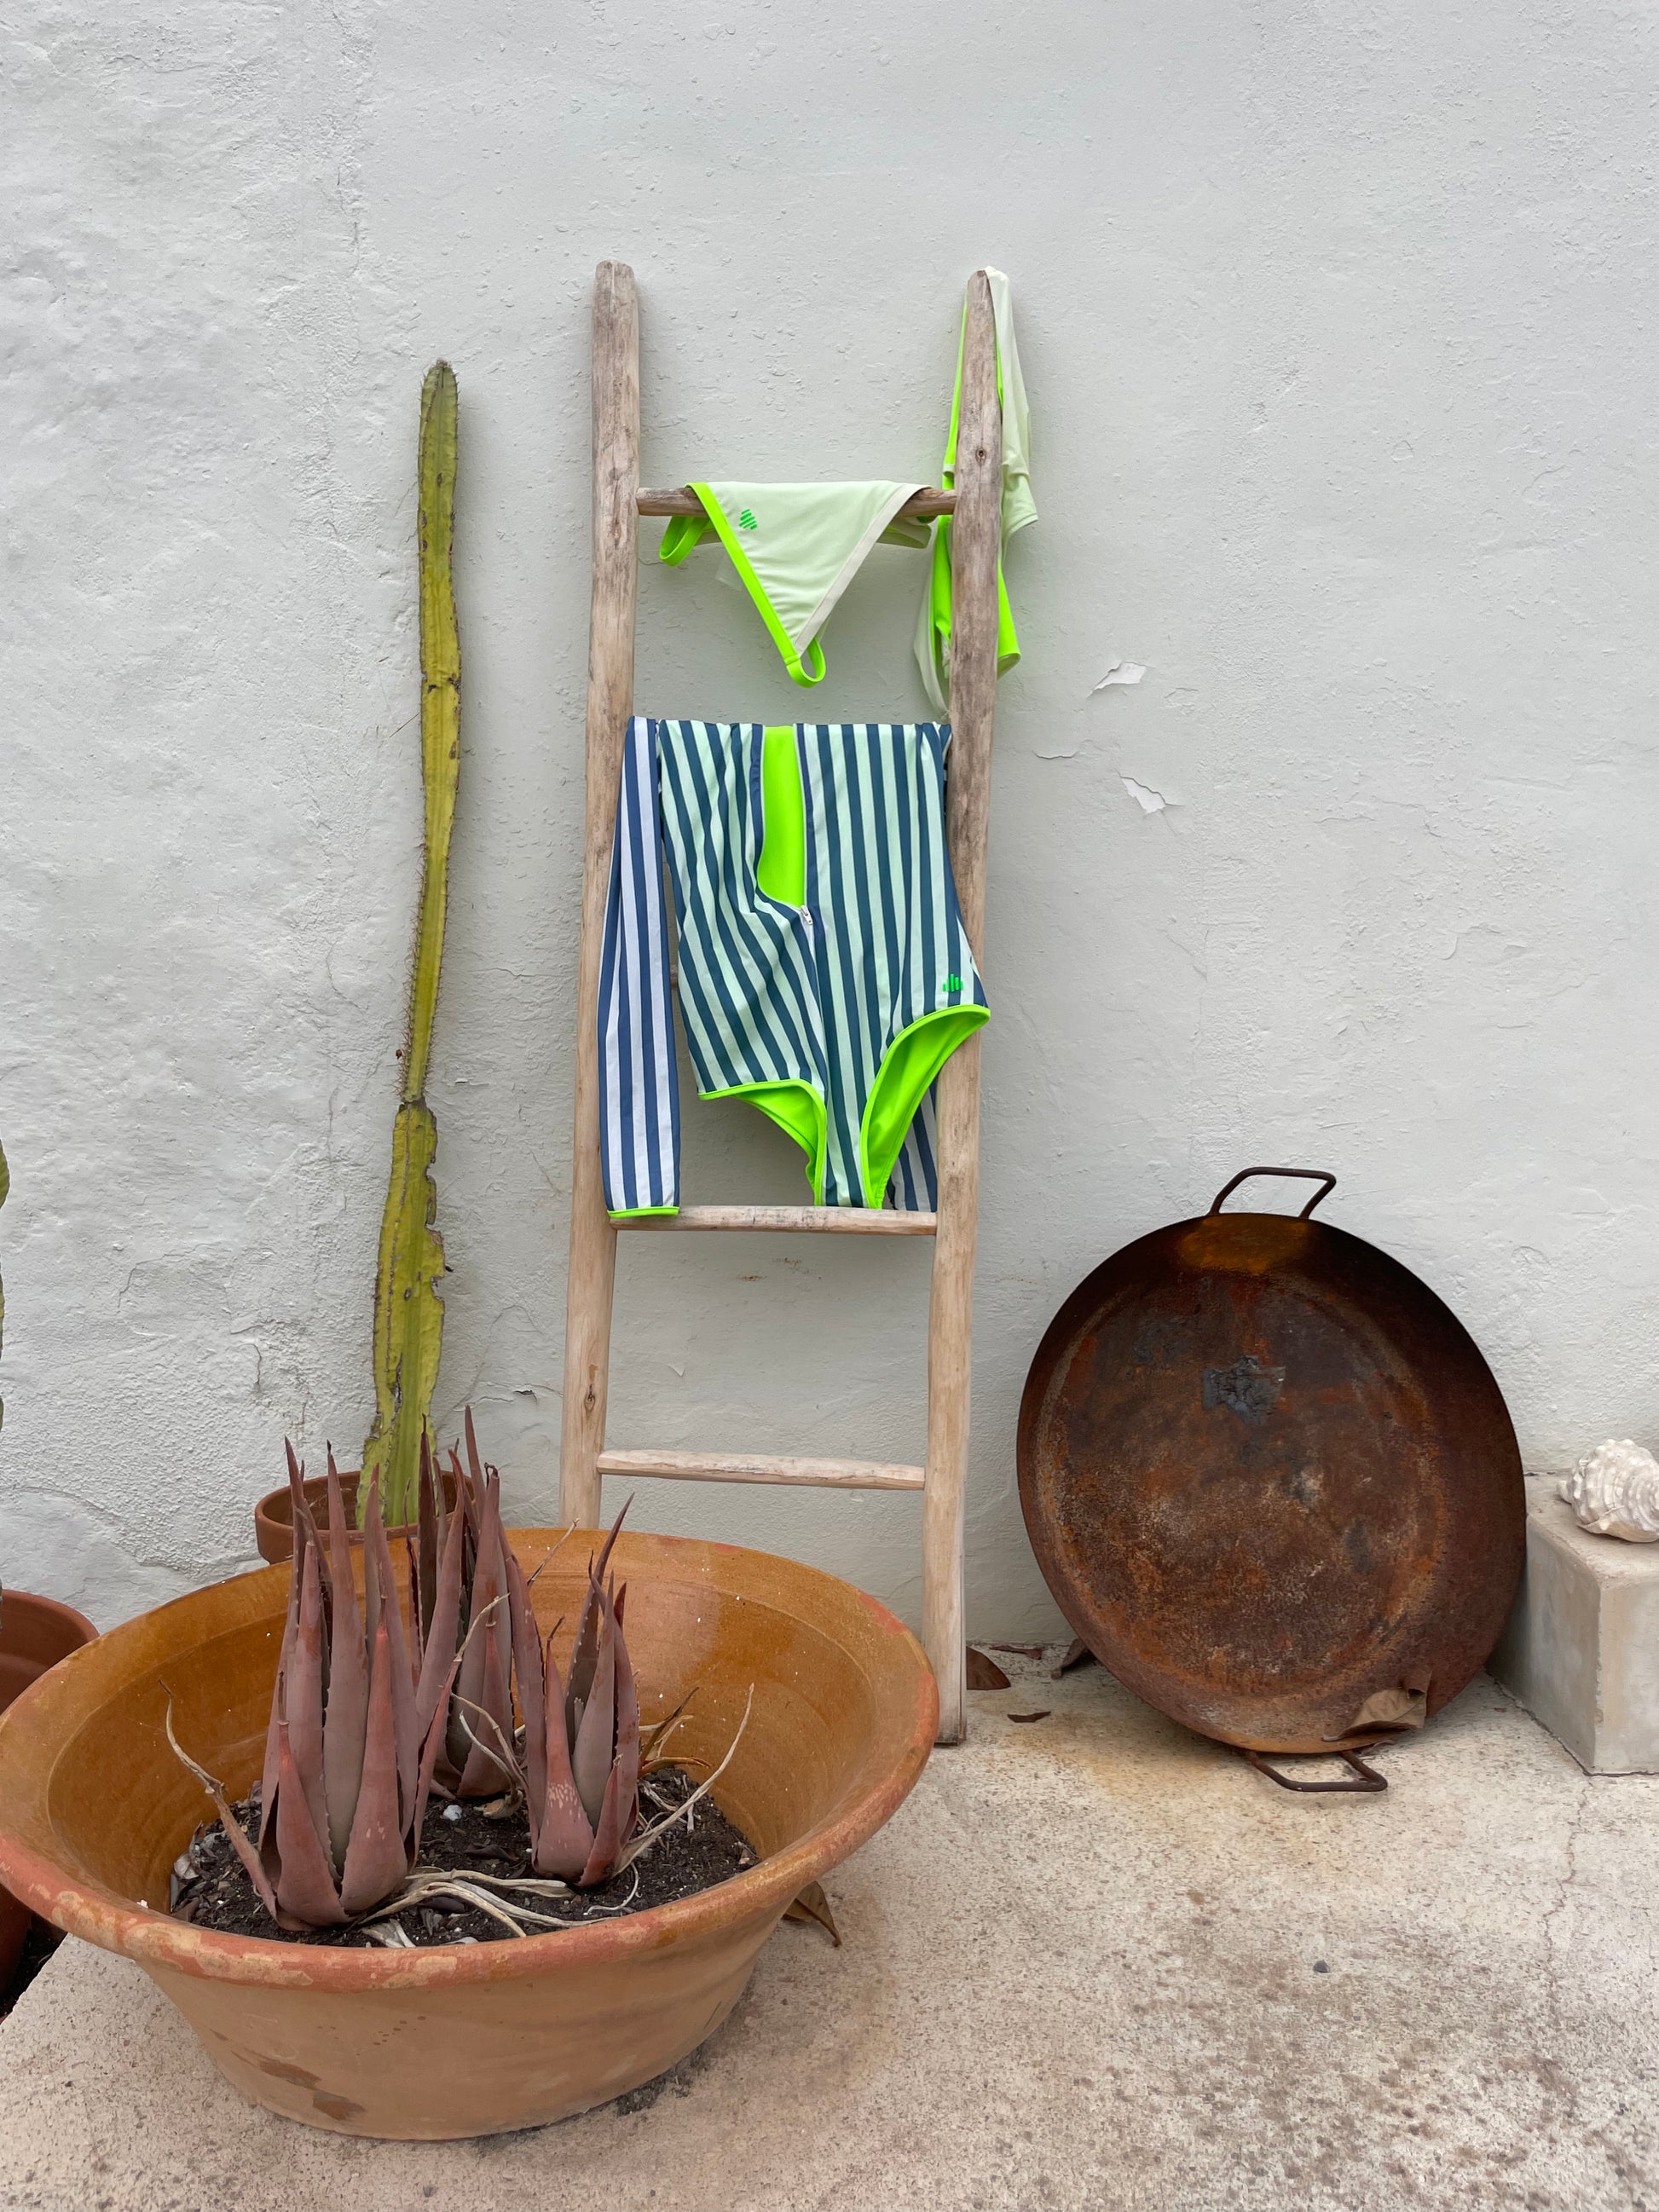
559 261 641 1528
922 271 1002 1744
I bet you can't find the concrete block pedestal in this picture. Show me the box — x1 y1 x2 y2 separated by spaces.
1490 1474 1659 1773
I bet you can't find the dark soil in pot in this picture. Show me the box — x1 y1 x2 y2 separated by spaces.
171 1764 757 1949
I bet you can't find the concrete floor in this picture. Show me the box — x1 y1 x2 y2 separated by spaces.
2 1652 1656 2212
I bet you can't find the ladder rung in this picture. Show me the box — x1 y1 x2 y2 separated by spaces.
637 485 957 522
597 1448 926 1493
617 1204 935 1237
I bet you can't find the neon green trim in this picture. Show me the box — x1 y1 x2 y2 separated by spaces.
701 1081 827 1203
685 485 826 687
757 726 806 905
607 1205 679 1220
858 1003 990 1207
658 512 714 565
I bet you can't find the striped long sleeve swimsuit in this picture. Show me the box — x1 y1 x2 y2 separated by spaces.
598 718 989 1216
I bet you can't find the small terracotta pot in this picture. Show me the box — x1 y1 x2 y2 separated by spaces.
252 1469 458 1565
0 1590 96 1986
0 1529 935 2137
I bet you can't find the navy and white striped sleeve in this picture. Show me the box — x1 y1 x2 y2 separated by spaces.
598 716 680 1215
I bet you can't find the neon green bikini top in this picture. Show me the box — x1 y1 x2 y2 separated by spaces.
659 480 928 685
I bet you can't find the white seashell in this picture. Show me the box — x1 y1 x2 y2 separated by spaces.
1560 1440 1659 1543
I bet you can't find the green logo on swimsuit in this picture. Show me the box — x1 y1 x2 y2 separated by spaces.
737 508 758 531
946 974 962 990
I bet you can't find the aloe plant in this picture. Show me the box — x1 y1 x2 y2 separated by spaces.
361 362 461 1528
505 1505 641 1886
170 1458 754 1936
169 1460 465 1930
419 1413 519 1799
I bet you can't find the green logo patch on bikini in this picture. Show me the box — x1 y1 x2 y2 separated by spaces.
737 507 758 531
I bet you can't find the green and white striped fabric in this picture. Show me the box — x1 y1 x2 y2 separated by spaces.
598 718 989 1215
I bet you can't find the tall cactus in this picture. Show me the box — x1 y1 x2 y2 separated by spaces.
361 364 461 1527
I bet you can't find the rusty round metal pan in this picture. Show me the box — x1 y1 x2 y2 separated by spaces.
1018 1170 1525 1755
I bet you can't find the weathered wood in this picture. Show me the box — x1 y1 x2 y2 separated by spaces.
597 1449 926 1493
559 263 639 1529
923 272 1002 1745
637 486 957 521
619 1204 937 1236
563 269 1005 1751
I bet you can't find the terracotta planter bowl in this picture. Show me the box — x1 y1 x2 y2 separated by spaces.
252 1468 459 1565
0 1591 97 1986
0 1529 935 2137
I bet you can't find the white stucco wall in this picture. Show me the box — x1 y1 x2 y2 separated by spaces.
3 1 1656 1637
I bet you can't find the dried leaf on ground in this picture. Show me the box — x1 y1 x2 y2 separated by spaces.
784 1881 841 1946
966 1646 1011 1691
1051 1637 1098 1679
1008 1711 1052 1724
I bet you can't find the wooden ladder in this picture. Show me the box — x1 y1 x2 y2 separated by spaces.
558 260 1003 1744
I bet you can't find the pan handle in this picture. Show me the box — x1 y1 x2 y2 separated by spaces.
1208 1167 1337 1221
1243 1747 1387 1794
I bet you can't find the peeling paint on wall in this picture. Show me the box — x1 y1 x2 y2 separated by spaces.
1120 777 1177 816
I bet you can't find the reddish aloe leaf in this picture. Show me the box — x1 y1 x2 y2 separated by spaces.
325 1454 361 1650
292 1470 331 1665
571 1582 618 1830
592 1496 630 1584
407 1537 424 1683
506 1546 546 1845
452 1446 479 1594
417 1424 441 1636
575 1584 639 1885
533 1632 596 1880
566 1499 629 1743
285 1437 309 1566
415 1502 465 1737
579 1757 628 1886
360 1459 383 1651
288 1445 323 1553
610 1584 639 1849
322 1464 368 1868
462 1406 486 1498
482 1476 516 1756
409 1660 458 1865
448 1442 472 1524
451 1566 496 1778
273 1723 347 1927
286 1543 330 1856
564 1590 597 1745
453 1466 514 1793
259 1447 309 1843
365 1486 422 1823
339 1617 411 1915
457 1591 513 1794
